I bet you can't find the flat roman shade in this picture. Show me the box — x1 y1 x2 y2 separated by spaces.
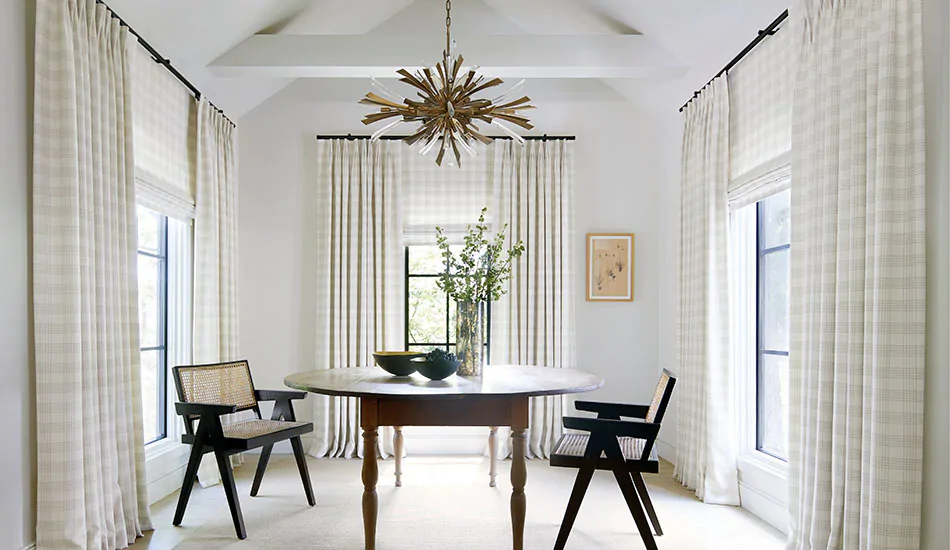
401 146 494 245
727 21 792 205
131 45 197 219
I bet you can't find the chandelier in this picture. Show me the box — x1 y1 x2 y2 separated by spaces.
359 0 535 167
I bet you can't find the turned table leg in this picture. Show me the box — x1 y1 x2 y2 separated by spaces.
394 426 404 487
510 428 527 550
489 426 498 487
510 397 528 550
361 398 379 550
362 428 378 549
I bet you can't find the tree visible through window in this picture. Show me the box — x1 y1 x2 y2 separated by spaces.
756 190 790 460
137 205 168 445
405 245 489 356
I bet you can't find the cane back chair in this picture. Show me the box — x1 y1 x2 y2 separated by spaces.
550 369 677 550
172 360 315 539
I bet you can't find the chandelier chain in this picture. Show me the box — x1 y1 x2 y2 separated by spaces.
445 0 452 56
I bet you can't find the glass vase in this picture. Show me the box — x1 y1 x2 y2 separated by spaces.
456 300 485 377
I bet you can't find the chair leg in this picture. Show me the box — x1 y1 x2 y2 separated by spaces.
554 464 596 550
215 450 247 540
250 444 273 497
173 443 204 526
290 436 316 506
632 472 663 536
612 465 657 550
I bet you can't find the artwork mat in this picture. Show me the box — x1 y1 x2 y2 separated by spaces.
586 233 635 302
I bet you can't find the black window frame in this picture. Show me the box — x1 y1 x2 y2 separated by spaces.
404 246 490 359
755 196 790 461
138 211 169 445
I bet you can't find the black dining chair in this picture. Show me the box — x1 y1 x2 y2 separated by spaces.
550 369 676 550
171 360 315 539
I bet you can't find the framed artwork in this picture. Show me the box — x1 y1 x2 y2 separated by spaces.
586 233 634 301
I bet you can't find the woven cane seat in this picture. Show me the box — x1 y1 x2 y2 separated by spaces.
223 419 310 440
551 433 660 473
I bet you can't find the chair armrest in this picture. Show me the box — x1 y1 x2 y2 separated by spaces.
562 416 660 440
255 389 307 402
574 401 649 419
174 402 238 417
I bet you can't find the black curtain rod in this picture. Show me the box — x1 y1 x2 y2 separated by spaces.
679 9 789 113
96 0 236 127
316 134 576 141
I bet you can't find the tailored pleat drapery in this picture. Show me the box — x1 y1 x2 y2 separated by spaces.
310 139 403 459
32 0 152 547
490 139 576 459
675 77 741 506
192 97 242 485
787 1 927 548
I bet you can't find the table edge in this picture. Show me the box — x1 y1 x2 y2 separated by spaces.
283 367 605 400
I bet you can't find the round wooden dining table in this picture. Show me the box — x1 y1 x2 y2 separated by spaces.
285 364 604 550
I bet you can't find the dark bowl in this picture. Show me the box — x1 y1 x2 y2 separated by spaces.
373 351 424 377
411 357 461 381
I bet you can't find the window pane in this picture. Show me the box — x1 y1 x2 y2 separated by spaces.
762 249 789 351
140 349 161 443
137 205 162 255
762 189 791 249
408 278 447 344
758 353 789 459
138 254 162 348
409 245 447 275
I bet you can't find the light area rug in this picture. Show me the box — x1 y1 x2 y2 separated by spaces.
138 456 783 549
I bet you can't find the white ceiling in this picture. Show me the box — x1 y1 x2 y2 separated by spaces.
106 0 790 118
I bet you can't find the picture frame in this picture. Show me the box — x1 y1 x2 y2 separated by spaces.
586 233 635 302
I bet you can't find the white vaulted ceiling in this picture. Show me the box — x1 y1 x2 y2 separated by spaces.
105 0 790 118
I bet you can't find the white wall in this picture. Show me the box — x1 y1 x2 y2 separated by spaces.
921 0 950 546
237 91 669 448
0 0 35 548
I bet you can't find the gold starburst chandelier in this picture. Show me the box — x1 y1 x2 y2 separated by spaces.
359 0 535 167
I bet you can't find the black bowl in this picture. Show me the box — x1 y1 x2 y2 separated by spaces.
373 351 424 377
411 357 461 381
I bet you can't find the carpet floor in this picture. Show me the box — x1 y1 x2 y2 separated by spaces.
134 455 783 549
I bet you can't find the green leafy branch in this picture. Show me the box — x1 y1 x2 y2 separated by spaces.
435 207 525 303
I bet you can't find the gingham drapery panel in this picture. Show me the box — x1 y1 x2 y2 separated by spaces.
193 98 238 366
310 139 403 459
131 43 196 220
674 77 741 506
489 139 576 459
33 0 152 547
193 98 242 484
727 19 793 185
787 1 926 548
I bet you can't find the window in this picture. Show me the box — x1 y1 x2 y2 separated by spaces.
405 245 489 356
137 206 169 445
755 190 790 460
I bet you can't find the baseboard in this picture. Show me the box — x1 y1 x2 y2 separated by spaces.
655 437 676 465
20 543 35 550
148 463 186 505
738 481 789 534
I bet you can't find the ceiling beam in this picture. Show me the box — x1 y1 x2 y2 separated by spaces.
208 34 684 79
